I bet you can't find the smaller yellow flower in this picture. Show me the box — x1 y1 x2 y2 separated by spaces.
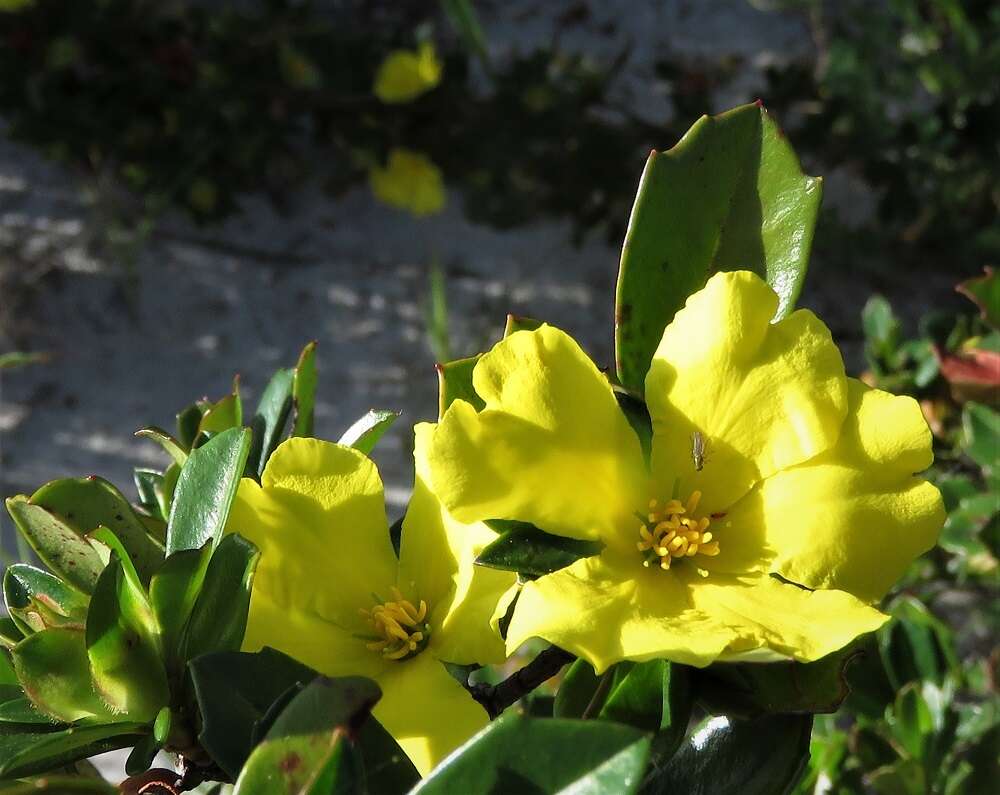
226 428 516 775
374 41 442 104
370 148 446 217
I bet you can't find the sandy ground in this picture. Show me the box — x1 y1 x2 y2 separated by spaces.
0 0 964 783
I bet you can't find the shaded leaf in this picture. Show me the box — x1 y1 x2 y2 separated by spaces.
0 721 144 780
412 712 652 795
292 341 318 438
134 427 188 467
478 521 603 577
503 314 544 337
436 355 485 418
957 267 1000 328
148 544 212 674
247 369 295 477
232 676 381 795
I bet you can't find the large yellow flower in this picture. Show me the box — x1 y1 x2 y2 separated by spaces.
427 271 944 672
226 427 516 775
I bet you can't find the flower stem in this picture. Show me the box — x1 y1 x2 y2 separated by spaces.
468 646 575 719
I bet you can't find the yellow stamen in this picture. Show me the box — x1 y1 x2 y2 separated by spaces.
363 592 431 661
637 491 721 573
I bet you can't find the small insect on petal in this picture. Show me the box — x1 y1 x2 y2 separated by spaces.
691 431 707 471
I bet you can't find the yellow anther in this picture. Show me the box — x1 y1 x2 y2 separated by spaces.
636 490 721 573
363 592 431 661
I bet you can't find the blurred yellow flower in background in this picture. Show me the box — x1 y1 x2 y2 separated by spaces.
370 148 446 217
374 41 442 104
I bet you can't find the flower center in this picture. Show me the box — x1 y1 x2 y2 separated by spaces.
360 587 431 661
636 490 720 573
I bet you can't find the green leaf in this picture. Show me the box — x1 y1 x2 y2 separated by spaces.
233 676 381 795
412 711 652 795
440 0 490 67
0 722 144 780
11 628 114 722
477 521 603 577
554 658 602 719
867 759 926 795
4 498 104 594
957 267 1000 328
197 380 244 439
962 402 999 476
614 102 821 392
135 427 188 467
0 619 23 651
176 403 204 451
354 716 419 795
337 410 400 455
165 426 252 555
29 477 162 585
189 647 318 779
4 565 89 634
133 468 165 522
180 534 259 661
0 697 56 724
0 775 116 794
292 341 318 437
85 559 168 722
615 391 653 465
148 544 212 673
503 313 544 337
862 296 901 366
695 639 865 717
879 597 958 690
640 713 812 795
247 368 295 477
0 351 50 371
436 355 485 417
601 660 692 763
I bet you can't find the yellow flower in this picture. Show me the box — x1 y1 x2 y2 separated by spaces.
374 42 443 104
370 148 445 217
226 428 516 775
427 271 944 672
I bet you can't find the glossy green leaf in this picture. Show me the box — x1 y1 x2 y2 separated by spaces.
0 722 144 780
695 639 865 718
4 498 104 594
962 402 999 476
478 521 603 577
337 410 400 455
0 697 56 724
180 533 259 661
436 355 485 418
247 368 295 477
189 647 318 779
233 676 381 795
614 102 822 392
413 712 652 795
11 628 113 722
4 565 89 634
85 559 168 722
135 426 188 466
30 477 162 585
292 341 318 437
602 659 692 763
641 713 812 795
165 426 252 555
148 544 212 673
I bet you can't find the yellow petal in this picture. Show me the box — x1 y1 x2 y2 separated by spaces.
504 553 736 672
752 379 944 602
398 424 517 665
242 587 387 681
692 574 888 662
369 149 445 217
429 326 647 547
646 271 848 513
373 43 442 104
227 438 397 636
372 652 488 776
